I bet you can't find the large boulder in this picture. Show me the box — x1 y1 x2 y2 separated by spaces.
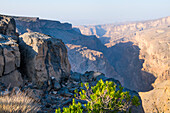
19 32 71 86
0 34 23 86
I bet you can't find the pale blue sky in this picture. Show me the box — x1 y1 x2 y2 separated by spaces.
0 0 169 25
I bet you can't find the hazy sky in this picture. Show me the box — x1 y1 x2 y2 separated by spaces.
0 0 170 25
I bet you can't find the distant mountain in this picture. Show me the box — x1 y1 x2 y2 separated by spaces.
75 16 170 47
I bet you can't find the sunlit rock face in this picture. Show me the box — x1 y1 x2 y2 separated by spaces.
19 32 71 86
134 26 170 86
139 80 170 113
75 16 170 47
66 44 121 82
76 17 170 112
75 16 170 89
0 15 16 36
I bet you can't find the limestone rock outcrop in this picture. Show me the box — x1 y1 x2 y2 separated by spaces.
19 32 71 86
0 15 23 87
0 34 23 86
0 15 16 36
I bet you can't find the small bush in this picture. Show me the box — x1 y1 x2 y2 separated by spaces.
56 99 83 113
56 79 140 113
0 90 40 113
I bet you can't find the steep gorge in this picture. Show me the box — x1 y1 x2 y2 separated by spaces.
75 16 170 88
0 14 144 113
11 16 162 92
75 17 170 112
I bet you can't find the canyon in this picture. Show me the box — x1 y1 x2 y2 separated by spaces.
0 14 169 112
0 14 144 112
75 17 170 112
14 15 170 112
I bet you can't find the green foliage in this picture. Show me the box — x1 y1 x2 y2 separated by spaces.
56 79 140 113
55 99 83 113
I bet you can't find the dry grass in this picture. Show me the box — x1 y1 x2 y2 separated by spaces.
0 89 40 113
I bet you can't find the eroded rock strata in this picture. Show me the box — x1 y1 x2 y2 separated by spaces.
0 14 145 113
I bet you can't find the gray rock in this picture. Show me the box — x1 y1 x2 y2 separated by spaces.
53 81 61 91
0 70 23 87
19 32 71 87
0 34 22 87
58 87 73 97
70 72 81 82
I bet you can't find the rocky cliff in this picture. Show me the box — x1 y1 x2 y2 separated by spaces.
13 16 121 89
19 32 71 86
66 44 122 82
10 15 167 92
134 26 170 86
75 16 170 89
0 15 71 87
0 15 144 113
0 34 23 86
0 15 16 36
75 17 170 112
0 15 23 86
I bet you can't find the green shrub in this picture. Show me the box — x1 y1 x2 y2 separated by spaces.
56 79 140 113
55 99 83 113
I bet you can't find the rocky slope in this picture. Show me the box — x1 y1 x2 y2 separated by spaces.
0 15 144 113
0 15 71 88
139 80 170 113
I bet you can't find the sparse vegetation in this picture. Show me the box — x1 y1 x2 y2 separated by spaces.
0 89 40 113
56 79 140 113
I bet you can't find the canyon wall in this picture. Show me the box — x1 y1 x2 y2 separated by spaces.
75 17 170 112
0 14 144 112
11 15 169 92
75 16 170 88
